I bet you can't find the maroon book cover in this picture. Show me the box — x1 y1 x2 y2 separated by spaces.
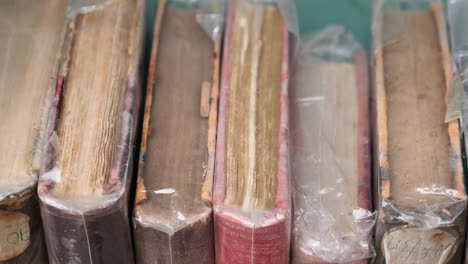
213 0 291 263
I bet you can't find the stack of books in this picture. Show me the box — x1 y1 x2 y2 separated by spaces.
1 0 468 263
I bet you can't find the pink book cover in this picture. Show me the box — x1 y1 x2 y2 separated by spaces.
213 0 291 263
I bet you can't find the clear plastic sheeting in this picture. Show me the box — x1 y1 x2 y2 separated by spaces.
373 1 467 263
447 0 468 130
131 0 223 262
196 0 226 40
290 25 375 263
0 0 70 262
67 0 113 17
38 0 144 263
175 0 297 40
170 0 226 40
213 0 295 263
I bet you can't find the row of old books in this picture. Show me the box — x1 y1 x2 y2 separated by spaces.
1 0 468 263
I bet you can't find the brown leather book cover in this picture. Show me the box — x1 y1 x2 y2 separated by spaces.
373 2 466 264
213 0 291 263
37 0 144 263
290 28 372 264
0 1 68 263
133 0 221 263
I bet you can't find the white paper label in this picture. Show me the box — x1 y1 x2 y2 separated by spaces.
0 211 30 261
382 228 457 264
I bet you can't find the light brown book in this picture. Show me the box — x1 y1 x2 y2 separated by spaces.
132 0 221 263
290 45 371 263
374 3 466 264
37 0 144 263
0 1 68 262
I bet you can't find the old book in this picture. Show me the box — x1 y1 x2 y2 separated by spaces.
37 0 144 263
0 1 68 263
374 2 466 264
132 0 221 263
447 2 468 264
213 0 291 263
290 29 372 264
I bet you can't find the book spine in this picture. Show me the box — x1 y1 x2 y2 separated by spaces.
39 75 139 264
38 0 144 261
214 0 291 262
290 51 371 264
373 3 466 264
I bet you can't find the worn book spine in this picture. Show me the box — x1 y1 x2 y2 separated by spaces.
290 51 370 264
374 2 466 264
0 1 69 262
132 0 221 262
213 1 291 263
38 1 144 263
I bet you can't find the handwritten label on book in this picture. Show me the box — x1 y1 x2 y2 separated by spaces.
382 228 457 264
0 211 30 261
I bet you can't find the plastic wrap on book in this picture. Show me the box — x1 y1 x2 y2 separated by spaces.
447 0 468 131
290 25 375 264
37 0 144 263
447 2 468 263
132 0 224 263
0 0 71 262
373 1 467 263
213 0 296 263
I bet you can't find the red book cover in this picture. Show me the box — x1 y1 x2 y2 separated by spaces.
213 0 291 263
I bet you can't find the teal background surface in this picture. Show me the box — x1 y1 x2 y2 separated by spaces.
144 0 373 50
295 0 371 49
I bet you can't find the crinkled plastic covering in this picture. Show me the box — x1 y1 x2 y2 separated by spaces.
447 0 468 132
213 0 296 263
373 0 467 263
37 0 144 263
447 1 468 263
290 26 375 263
131 0 224 263
0 1 70 262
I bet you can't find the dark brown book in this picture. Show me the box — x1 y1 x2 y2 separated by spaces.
132 0 221 263
37 0 144 263
0 1 68 262
373 3 466 264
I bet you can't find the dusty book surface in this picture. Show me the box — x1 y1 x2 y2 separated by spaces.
132 0 223 263
0 0 69 263
213 0 294 263
373 1 467 264
37 0 144 263
290 26 374 264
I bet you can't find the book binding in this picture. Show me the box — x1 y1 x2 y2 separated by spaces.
373 1 467 263
290 26 374 264
213 1 292 263
38 0 144 263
